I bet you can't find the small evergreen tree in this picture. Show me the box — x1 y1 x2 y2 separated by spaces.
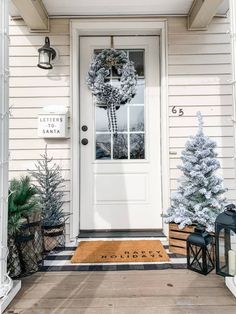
30 146 68 227
164 112 227 232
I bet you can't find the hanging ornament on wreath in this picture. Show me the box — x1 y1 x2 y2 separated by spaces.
87 37 137 134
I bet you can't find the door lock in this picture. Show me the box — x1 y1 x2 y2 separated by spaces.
81 125 88 131
81 138 88 145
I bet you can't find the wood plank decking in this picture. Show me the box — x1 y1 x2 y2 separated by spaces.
5 270 236 313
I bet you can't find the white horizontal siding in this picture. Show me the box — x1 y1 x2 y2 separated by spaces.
170 95 232 106
169 75 231 86
169 44 231 55
169 54 231 65
167 16 235 204
168 106 232 116
8 16 236 241
169 136 234 148
9 18 71 239
9 139 70 149
9 97 70 108
9 56 69 67
10 77 70 87
10 45 70 57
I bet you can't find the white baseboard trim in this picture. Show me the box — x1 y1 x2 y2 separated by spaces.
0 280 21 314
225 276 236 298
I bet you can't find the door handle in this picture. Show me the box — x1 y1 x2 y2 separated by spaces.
81 138 88 145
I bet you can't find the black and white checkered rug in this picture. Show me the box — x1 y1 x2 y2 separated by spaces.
40 239 187 272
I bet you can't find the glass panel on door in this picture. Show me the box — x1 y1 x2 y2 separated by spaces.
95 49 145 160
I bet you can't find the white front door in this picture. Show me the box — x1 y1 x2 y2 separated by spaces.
80 36 162 231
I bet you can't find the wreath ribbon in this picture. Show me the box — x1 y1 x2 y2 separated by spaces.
107 104 118 134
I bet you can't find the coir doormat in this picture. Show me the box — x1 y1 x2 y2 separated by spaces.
71 240 169 263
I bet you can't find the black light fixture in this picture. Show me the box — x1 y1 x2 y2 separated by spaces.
187 225 215 275
215 204 236 277
37 37 56 69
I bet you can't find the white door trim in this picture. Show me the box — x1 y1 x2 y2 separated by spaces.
70 18 169 240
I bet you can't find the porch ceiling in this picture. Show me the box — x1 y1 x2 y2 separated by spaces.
10 0 229 17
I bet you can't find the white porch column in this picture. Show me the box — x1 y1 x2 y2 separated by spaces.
226 0 236 298
0 0 21 312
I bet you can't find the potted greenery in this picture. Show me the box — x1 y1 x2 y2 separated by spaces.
8 176 39 277
30 147 69 252
164 113 227 255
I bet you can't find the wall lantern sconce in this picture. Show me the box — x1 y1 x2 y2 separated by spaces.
37 37 56 69
187 225 215 275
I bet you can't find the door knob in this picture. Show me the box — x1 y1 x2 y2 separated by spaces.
81 138 88 145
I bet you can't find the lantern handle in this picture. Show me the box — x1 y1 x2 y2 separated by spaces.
45 37 50 47
225 203 236 212
195 224 205 233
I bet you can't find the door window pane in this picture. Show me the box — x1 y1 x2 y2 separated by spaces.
130 106 144 132
96 106 109 132
96 134 111 159
130 79 144 104
116 105 128 132
129 51 144 77
113 134 128 159
130 134 145 159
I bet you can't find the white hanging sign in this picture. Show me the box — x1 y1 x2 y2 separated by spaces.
38 105 68 138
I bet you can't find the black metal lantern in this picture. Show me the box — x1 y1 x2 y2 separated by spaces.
215 204 236 277
187 225 215 275
37 37 56 69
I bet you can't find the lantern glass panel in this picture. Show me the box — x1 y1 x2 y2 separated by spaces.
38 50 52 69
218 228 228 274
215 205 236 276
206 243 215 270
188 244 204 273
217 229 236 275
231 232 236 251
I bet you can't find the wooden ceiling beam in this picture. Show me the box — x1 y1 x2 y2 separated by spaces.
188 0 225 30
11 0 49 32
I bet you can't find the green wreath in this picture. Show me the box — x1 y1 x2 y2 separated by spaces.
87 49 137 133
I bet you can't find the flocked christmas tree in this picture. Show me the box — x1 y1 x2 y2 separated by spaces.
164 112 227 232
30 146 69 227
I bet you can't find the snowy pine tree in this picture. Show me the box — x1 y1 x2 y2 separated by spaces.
164 112 227 232
30 146 68 227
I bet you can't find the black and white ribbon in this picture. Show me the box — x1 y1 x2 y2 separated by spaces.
107 104 118 135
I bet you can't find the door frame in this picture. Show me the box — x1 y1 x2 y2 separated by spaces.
70 18 169 240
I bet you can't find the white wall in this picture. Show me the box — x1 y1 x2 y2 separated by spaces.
9 19 71 237
9 16 235 240
168 17 235 202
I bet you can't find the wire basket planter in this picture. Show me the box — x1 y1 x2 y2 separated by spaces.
7 211 43 278
42 223 65 252
8 231 39 278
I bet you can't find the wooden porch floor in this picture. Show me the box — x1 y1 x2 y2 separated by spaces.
5 269 236 314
